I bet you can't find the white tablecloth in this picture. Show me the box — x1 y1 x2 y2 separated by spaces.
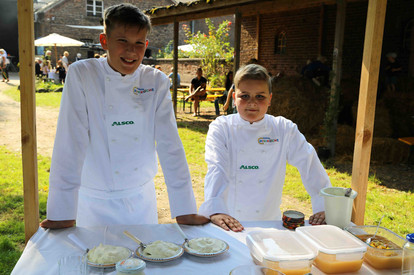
12 221 400 275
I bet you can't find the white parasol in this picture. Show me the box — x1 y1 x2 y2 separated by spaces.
34 33 85 65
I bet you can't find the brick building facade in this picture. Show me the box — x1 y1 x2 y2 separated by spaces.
240 1 414 80
34 0 234 66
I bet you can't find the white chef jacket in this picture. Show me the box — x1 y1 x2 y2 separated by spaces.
47 58 197 226
199 114 331 221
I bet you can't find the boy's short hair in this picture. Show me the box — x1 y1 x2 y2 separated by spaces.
103 3 151 36
234 64 271 93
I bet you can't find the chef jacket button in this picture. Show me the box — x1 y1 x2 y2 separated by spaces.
239 149 244 153
261 150 266 154
134 137 139 141
256 210 260 213
108 105 113 110
259 181 263 184
115 171 119 175
106 77 110 81
111 139 116 142
134 106 139 109
238 180 242 184
237 209 241 213
134 167 138 171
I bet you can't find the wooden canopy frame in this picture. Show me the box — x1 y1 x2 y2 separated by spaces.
17 0 387 242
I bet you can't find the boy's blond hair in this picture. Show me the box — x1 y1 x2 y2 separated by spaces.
234 64 271 93
103 3 151 36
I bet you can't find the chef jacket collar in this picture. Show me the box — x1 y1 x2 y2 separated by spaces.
102 58 140 80
235 113 267 129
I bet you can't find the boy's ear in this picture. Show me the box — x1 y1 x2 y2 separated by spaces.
269 93 272 106
99 33 108 50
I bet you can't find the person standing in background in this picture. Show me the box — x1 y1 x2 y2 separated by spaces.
168 67 181 88
61 51 69 72
0 49 10 82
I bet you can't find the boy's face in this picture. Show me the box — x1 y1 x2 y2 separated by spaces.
100 24 148 75
234 79 272 123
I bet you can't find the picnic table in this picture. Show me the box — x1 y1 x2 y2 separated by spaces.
176 87 225 114
12 221 399 275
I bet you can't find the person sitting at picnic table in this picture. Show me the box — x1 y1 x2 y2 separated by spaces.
199 64 331 232
185 67 207 116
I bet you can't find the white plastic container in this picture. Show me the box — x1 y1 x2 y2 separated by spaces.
246 229 316 275
296 225 366 274
320 187 357 229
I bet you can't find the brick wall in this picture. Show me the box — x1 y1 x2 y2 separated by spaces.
36 0 175 64
240 1 414 79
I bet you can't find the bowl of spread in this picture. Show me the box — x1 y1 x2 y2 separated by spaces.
345 225 405 269
183 237 229 257
87 244 133 268
135 240 184 262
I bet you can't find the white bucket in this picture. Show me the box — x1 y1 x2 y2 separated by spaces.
320 187 358 229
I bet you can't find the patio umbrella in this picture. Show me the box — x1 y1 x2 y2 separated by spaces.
34 33 85 66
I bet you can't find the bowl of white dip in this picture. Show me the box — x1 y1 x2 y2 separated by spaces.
183 237 229 257
135 240 184 262
87 244 132 267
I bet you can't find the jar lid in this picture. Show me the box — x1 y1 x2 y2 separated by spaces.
407 233 414 243
116 258 146 273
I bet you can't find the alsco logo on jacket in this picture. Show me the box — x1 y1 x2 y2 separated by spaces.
112 121 135 126
240 165 259 169
133 87 154 95
258 137 279 144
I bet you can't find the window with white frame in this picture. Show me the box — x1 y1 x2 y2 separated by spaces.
86 0 103 17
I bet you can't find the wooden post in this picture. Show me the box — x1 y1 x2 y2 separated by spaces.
351 0 387 225
173 20 179 115
18 0 39 242
255 14 260 61
327 0 346 157
234 10 241 73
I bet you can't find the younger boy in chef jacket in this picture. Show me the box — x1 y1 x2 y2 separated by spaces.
199 64 331 232
40 4 208 229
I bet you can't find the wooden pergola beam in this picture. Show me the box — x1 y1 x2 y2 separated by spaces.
18 0 39 242
351 0 387 225
149 0 337 26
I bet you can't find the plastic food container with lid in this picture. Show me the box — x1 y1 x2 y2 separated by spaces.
345 225 406 269
246 229 316 275
296 225 366 274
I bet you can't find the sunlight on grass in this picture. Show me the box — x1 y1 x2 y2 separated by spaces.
1 90 413 272
3 86 62 108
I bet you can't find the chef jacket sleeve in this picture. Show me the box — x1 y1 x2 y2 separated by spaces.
199 119 231 218
46 64 89 220
285 120 331 214
154 75 197 218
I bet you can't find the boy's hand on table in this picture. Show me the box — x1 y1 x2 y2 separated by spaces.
210 214 244 232
309 211 326 225
176 214 209 225
40 219 75 229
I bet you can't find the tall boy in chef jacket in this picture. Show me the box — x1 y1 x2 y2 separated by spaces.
199 64 331 232
40 4 208 229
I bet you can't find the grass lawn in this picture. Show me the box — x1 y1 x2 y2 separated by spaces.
1 88 413 274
